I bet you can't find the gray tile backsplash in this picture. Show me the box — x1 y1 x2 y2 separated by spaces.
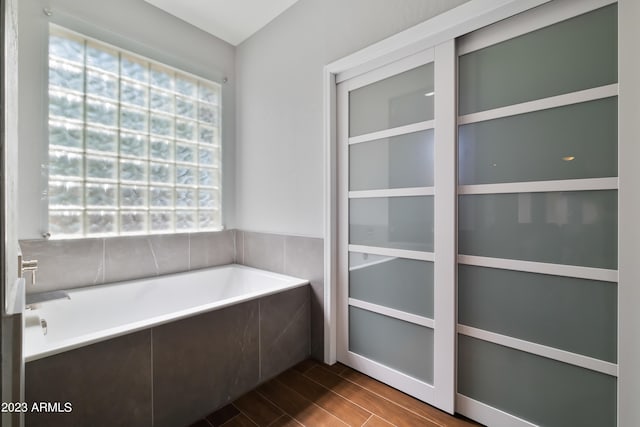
20 230 236 294
20 229 326 359
104 235 161 284
240 231 286 272
19 238 105 293
190 230 235 269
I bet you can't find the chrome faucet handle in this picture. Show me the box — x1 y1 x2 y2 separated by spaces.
19 256 38 286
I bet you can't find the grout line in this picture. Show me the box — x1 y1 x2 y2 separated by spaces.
297 367 381 425
325 366 445 427
233 229 237 263
282 237 287 274
222 409 258 427
271 377 349 426
101 238 106 283
265 414 285 427
362 413 374 426
187 233 192 270
254 389 301 426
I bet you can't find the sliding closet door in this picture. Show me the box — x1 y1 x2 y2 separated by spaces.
337 46 456 411
456 2 618 426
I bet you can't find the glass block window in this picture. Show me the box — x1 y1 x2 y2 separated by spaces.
47 25 222 238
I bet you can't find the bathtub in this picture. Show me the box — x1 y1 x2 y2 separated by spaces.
23 264 309 362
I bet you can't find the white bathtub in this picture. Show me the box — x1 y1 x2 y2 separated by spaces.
23 264 308 362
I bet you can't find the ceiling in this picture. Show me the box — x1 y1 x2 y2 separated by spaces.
144 0 301 46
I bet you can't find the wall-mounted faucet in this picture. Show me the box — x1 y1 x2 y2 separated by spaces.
18 254 38 286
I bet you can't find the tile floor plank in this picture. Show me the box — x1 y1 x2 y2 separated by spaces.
292 359 319 375
304 365 440 427
189 360 482 427
233 391 282 426
268 415 304 426
277 369 371 426
257 379 349 427
339 366 479 426
220 413 258 427
206 404 241 426
362 415 396 427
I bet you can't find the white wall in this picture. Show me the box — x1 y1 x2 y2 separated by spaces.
17 0 236 239
235 0 469 237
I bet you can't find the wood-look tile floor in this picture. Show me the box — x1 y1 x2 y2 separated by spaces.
188 359 482 427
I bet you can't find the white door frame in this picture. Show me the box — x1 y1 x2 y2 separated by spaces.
2 0 24 425
322 0 640 425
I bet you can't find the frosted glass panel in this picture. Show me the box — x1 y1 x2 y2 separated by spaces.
350 130 434 191
120 133 148 157
459 265 617 362
49 92 83 121
49 211 83 235
350 63 434 137
350 196 433 252
151 67 173 90
150 187 173 207
49 182 83 207
49 34 83 63
151 211 173 231
121 81 148 107
49 122 82 149
151 139 173 161
459 4 617 115
151 90 174 113
87 71 118 100
176 211 196 230
458 335 616 427
121 108 148 132
350 307 433 384
120 186 147 207
349 253 433 318
87 156 117 181
86 45 118 74
87 128 117 153
49 61 84 93
86 99 117 127
86 211 117 235
458 191 617 269
459 98 617 185
49 151 83 178
121 212 147 233
86 184 116 207
121 56 148 82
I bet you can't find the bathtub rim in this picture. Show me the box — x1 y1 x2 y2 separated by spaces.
23 263 309 362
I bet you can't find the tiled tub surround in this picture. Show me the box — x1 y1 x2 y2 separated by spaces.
25 280 310 427
20 229 327 360
23 265 307 361
236 230 325 360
